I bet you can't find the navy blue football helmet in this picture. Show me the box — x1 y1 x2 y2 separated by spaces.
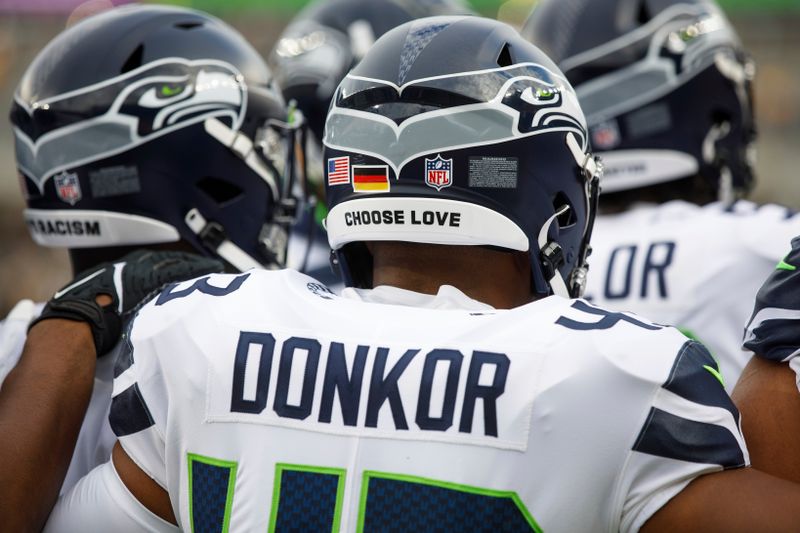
270 0 474 144
522 0 756 201
322 16 601 298
10 5 300 271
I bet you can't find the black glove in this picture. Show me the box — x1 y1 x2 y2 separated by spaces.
30 250 224 356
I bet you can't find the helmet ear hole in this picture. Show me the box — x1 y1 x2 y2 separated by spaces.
497 43 513 67
552 192 577 228
637 1 650 24
121 44 144 74
196 177 244 206
711 109 732 126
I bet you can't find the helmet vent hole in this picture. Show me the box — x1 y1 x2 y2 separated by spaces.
711 109 732 126
121 45 144 74
197 177 244 205
497 43 513 67
637 1 650 24
175 21 204 30
552 192 577 228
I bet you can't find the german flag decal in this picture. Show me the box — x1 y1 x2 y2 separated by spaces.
352 165 390 193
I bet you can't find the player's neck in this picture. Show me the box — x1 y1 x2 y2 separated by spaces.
369 242 532 309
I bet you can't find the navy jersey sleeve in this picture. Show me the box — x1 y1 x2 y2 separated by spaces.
743 236 800 362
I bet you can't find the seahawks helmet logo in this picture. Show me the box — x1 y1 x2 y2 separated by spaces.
12 57 247 192
324 62 588 175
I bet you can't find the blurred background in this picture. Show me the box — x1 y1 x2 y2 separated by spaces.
0 0 798 316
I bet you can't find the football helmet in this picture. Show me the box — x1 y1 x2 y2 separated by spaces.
270 0 474 144
522 0 755 201
323 16 601 298
10 5 300 271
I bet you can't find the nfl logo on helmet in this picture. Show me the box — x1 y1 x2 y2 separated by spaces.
590 120 621 150
54 171 82 205
425 154 453 191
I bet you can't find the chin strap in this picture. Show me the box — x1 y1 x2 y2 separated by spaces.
702 120 739 205
542 132 602 299
718 166 735 205
185 208 271 271
204 117 281 200
537 204 571 298
198 105 306 272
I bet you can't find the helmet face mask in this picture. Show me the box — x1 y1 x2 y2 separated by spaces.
522 0 756 200
11 5 301 271
323 16 601 298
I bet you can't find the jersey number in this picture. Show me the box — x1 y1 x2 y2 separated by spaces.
155 273 249 306
187 456 541 532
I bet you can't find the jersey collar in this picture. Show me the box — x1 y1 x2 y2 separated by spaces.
341 284 495 311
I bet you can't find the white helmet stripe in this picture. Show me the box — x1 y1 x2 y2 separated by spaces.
325 197 529 252
24 209 180 248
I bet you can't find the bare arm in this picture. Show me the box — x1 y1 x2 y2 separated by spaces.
642 467 800 532
0 251 222 531
731 356 800 482
0 319 96 532
112 441 176 525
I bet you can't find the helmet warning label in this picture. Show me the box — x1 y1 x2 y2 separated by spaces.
468 156 518 189
89 165 141 199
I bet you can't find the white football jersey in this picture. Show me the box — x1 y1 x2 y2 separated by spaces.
743 235 800 389
585 200 800 393
111 269 747 533
0 299 117 493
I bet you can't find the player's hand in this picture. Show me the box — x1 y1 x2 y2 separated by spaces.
30 250 223 356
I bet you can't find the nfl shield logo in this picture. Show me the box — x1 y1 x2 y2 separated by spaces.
54 171 82 205
591 120 621 150
425 155 453 191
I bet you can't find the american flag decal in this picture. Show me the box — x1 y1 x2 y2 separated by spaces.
327 156 350 185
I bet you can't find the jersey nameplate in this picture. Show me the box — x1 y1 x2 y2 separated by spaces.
205 330 538 451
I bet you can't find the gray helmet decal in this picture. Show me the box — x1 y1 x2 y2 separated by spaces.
324 63 588 175
571 3 741 123
14 57 247 193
